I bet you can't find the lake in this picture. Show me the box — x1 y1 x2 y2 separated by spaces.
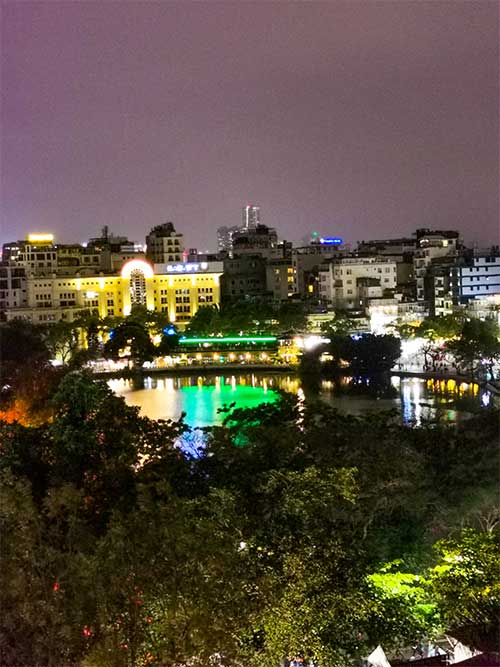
108 372 493 427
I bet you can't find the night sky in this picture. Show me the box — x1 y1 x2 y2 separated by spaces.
2 1 499 250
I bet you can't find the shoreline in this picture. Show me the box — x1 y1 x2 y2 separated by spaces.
94 363 486 386
94 363 297 379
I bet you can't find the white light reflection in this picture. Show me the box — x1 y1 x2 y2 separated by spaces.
481 392 491 407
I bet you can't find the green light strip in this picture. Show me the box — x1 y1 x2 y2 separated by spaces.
179 336 277 344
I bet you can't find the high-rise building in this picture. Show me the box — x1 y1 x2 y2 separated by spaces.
217 225 239 254
242 204 260 229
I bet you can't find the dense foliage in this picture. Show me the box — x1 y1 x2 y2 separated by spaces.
396 315 500 379
184 302 307 336
1 365 499 666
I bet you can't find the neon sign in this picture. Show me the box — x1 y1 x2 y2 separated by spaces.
179 336 277 345
166 262 209 273
27 233 54 243
320 237 343 245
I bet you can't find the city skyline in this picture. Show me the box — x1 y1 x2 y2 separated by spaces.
2 1 499 249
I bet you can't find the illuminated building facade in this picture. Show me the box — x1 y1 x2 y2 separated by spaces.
3 259 223 328
2 234 57 275
242 204 260 229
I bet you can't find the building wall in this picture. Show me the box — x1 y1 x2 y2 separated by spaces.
221 255 267 301
413 231 460 301
145 223 184 264
4 260 222 328
0 265 26 313
291 245 346 296
457 256 500 301
319 256 397 310
266 260 294 301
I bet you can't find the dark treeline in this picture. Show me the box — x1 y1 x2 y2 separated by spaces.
1 363 499 666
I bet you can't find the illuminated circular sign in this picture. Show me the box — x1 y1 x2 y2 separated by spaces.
121 259 154 279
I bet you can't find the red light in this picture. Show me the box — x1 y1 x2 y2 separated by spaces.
53 582 59 592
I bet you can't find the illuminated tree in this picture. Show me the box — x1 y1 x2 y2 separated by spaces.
429 529 500 650
445 318 500 379
104 320 155 366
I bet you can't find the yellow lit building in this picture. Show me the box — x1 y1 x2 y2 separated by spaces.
5 259 223 328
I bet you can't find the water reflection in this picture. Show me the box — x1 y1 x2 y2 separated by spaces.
109 374 280 427
108 373 492 428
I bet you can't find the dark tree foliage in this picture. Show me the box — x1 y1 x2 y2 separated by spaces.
0 319 50 369
1 366 498 667
104 320 156 366
341 334 402 376
184 301 307 336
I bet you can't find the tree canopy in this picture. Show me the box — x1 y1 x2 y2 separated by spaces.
1 368 498 666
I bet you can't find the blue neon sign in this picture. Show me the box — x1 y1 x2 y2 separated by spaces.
320 237 343 245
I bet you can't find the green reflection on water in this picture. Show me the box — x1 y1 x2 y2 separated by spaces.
179 382 279 427
109 372 491 428
109 374 281 427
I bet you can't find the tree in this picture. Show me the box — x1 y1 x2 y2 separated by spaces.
320 312 357 336
445 318 500 379
155 330 180 355
104 320 156 366
417 315 465 342
3 357 500 666
0 471 98 667
0 320 62 424
44 320 80 365
273 302 307 333
185 302 306 337
343 334 401 376
364 566 441 651
429 529 500 650
184 305 221 336
88 486 255 667
126 304 170 337
0 319 50 384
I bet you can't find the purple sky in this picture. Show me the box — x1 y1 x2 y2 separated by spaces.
2 1 499 250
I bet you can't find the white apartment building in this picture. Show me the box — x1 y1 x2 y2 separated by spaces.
319 256 397 310
413 230 460 301
145 223 184 264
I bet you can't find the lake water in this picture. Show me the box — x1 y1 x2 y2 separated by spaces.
108 373 493 427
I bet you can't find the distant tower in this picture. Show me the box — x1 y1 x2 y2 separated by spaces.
242 204 260 229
